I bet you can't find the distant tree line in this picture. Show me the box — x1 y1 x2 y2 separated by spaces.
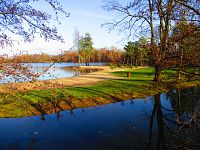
62 47 123 63
6 18 200 80
1 0 199 83
11 47 123 63
10 40 150 65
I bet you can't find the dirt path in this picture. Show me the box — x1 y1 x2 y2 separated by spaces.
0 66 131 92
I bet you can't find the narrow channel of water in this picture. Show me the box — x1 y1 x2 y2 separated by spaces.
0 87 199 150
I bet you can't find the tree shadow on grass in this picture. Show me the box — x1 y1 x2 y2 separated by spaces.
114 78 153 82
75 87 123 102
107 79 153 90
17 91 70 117
14 75 153 117
22 84 130 117
112 69 155 77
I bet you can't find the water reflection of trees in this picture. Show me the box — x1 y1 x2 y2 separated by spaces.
169 87 200 114
63 67 101 77
147 87 200 150
5 138 37 150
7 87 199 150
39 87 199 150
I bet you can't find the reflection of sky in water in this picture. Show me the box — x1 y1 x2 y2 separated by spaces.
0 97 156 150
23 62 107 68
36 67 77 80
0 87 199 150
1 62 107 83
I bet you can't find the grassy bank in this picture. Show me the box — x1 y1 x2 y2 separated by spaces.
0 67 199 118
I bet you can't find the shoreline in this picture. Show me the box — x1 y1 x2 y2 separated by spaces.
0 66 130 92
1 84 199 119
0 66 199 118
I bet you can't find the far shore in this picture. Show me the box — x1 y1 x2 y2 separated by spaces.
0 66 138 93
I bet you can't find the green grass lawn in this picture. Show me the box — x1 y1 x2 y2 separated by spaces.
0 67 199 118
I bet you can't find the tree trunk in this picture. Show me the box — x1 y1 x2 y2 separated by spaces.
78 54 81 66
135 56 138 67
140 52 143 66
176 89 181 122
155 94 166 150
126 55 129 65
127 72 131 78
176 48 183 80
88 55 90 66
130 55 133 66
154 65 161 82
123 55 126 65
176 70 181 80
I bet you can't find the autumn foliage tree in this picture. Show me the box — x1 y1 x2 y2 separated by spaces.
170 19 200 80
62 47 123 63
103 0 200 82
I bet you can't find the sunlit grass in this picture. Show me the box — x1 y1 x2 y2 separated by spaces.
0 67 199 117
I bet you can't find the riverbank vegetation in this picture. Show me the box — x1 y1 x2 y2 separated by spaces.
0 67 199 118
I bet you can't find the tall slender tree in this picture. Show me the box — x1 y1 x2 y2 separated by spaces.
73 28 81 64
124 41 139 66
138 37 149 66
79 33 93 66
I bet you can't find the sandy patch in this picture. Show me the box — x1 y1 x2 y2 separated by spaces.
0 66 134 92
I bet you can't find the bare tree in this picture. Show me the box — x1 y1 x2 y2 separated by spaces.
103 0 200 82
73 28 81 64
0 0 69 46
0 0 69 83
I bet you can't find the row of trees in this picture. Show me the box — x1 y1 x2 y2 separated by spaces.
5 17 200 82
0 0 199 83
62 47 123 63
123 37 150 66
11 47 123 63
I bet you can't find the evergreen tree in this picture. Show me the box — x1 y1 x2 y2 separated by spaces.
79 33 93 66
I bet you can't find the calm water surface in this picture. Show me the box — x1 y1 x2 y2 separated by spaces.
0 87 199 150
1 62 107 83
30 62 106 80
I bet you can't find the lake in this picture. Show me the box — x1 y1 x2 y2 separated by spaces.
1 62 107 83
0 87 199 150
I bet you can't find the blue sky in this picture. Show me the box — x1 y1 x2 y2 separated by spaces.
2 0 131 56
